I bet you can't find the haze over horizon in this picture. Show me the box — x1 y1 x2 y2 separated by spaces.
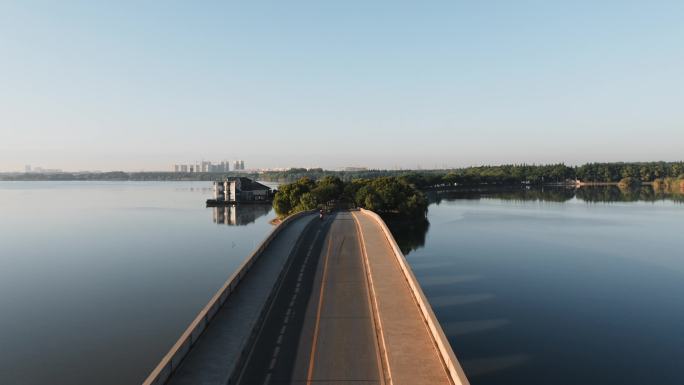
1 1 683 172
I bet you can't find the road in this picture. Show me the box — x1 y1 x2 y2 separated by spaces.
236 211 384 385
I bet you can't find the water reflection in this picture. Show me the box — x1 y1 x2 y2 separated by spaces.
579 185 684 202
384 216 430 254
384 185 682 259
212 204 272 226
425 185 684 204
393 188 684 385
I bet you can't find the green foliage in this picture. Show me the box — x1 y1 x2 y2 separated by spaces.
618 177 641 188
576 162 684 183
272 177 317 217
273 176 427 218
3 162 683 186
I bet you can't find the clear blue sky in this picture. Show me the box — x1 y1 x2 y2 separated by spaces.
1 1 682 171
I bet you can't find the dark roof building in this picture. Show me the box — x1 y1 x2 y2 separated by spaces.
211 177 272 203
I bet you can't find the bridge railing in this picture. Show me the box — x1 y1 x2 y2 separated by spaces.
142 210 314 385
359 209 471 385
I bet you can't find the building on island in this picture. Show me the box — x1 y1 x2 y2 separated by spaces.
212 204 271 226
210 177 272 205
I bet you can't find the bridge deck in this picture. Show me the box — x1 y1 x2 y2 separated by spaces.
154 210 466 385
236 211 383 385
235 211 455 385
353 211 454 385
165 213 315 385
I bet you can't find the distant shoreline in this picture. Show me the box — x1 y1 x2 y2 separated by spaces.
0 177 663 187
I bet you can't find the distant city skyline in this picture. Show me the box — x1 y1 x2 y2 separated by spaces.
1 1 683 172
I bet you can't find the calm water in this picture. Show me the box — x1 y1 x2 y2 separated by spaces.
1 183 682 385
0 182 276 385
394 189 684 385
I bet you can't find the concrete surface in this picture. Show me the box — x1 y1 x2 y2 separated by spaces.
236 212 383 385
156 209 465 385
165 213 315 385
353 211 454 385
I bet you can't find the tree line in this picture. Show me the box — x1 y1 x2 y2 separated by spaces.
2 162 683 185
257 162 684 186
273 176 428 218
575 162 684 183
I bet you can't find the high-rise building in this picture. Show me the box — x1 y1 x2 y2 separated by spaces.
201 161 211 173
240 160 245 170
174 160 237 173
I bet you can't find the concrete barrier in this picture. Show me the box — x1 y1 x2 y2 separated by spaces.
142 210 314 385
359 209 471 385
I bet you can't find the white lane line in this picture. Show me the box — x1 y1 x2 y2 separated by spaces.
280 325 286 334
263 373 272 385
269 357 277 370
273 346 280 357
277 334 283 344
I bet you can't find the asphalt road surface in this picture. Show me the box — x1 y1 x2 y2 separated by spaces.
236 211 384 385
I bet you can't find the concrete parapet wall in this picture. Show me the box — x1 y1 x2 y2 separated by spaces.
142 210 314 385
359 209 470 385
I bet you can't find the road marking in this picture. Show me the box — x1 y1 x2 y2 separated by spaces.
269 357 277 370
273 346 280 357
280 325 286 334
232 215 314 385
263 373 271 385
306 233 334 385
277 334 283 344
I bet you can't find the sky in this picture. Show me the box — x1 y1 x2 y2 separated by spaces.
1 1 682 171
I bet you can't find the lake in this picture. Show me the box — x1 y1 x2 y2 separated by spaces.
0 181 276 385
393 187 684 385
0 182 682 384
